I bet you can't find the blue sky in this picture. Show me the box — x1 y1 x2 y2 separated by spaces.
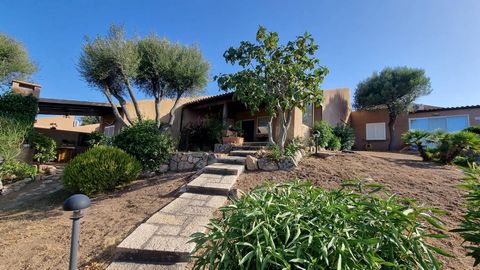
2 0 479 107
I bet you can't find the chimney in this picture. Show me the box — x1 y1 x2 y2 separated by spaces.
11 80 41 98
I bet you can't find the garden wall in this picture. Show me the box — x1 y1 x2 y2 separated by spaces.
168 152 217 172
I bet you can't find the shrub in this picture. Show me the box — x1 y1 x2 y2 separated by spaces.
113 120 176 172
453 164 480 266
62 146 141 195
266 144 284 162
312 121 333 149
28 131 57 164
453 155 476 167
464 125 480 135
84 131 108 147
191 181 450 270
0 117 30 162
284 137 305 157
402 130 431 161
436 131 480 164
333 123 355 150
179 118 226 151
327 135 341 151
0 159 37 183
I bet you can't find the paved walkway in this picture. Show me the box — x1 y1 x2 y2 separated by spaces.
107 143 265 270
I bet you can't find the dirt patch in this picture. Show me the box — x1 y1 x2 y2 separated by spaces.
0 172 191 270
236 151 472 269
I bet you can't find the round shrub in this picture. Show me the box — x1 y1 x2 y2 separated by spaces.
327 135 341 151
113 120 177 172
312 121 333 148
62 146 141 195
191 181 450 270
28 131 57 164
333 123 355 150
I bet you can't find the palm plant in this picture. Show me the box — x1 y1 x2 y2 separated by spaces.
402 130 431 161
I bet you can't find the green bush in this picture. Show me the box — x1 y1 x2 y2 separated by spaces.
0 117 30 162
62 146 141 195
284 137 305 157
191 181 450 270
179 118 226 151
113 120 176 172
0 91 38 123
464 125 480 135
402 130 431 161
84 131 108 147
327 135 341 151
453 155 476 167
28 131 57 164
333 123 355 150
312 121 333 149
436 131 480 164
0 159 37 183
453 164 480 266
266 144 284 162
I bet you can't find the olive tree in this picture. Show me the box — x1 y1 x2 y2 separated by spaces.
0 33 36 90
136 36 209 130
217 26 328 149
354 67 432 151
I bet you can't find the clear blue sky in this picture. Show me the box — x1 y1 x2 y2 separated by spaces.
2 0 479 107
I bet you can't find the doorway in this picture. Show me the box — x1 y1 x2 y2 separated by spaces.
241 120 255 142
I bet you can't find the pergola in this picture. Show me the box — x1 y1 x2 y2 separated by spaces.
38 98 117 116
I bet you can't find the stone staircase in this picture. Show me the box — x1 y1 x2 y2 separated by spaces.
107 143 265 270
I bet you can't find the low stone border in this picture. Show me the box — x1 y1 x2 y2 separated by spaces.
246 149 305 171
214 143 234 154
168 152 217 172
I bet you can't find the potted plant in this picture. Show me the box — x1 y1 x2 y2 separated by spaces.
222 121 244 145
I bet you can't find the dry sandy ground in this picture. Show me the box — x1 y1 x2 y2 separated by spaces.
237 151 473 269
0 172 191 270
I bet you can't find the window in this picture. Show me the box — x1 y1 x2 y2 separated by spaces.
409 115 469 132
257 116 269 135
302 103 314 127
104 125 115 137
366 122 386 140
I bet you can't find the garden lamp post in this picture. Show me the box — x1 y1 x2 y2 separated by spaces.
312 131 320 154
63 194 91 270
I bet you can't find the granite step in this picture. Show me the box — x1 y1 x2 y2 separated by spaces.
186 173 238 196
216 156 246 165
229 150 258 157
232 145 264 151
115 193 227 263
203 163 245 175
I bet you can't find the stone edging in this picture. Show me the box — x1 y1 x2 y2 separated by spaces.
245 149 305 171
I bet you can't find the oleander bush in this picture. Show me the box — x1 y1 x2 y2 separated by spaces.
452 163 480 266
333 123 355 150
191 181 451 270
63 146 141 195
113 120 176 172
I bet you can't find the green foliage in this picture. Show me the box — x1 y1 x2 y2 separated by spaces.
80 116 101 125
452 164 480 266
0 91 38 123
284 137 305 157
333 123 355 150
228 121 244 137
0 33 37 90
0 159 37 183
179 118 226 151
453 155 476 167
327 135 341 151
402 130 432 161
312 121 333 148
113 120 176 171
436 131 480 164
464 125 480 135
216 26 328 149
84 131 108 147
266 144 285 162
62 146 141 195
191 181 450 270
28 131 57 164
354 67 432 150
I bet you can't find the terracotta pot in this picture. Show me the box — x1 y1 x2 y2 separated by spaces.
222 137 244 145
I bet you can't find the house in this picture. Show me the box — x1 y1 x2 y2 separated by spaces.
351 105 480 151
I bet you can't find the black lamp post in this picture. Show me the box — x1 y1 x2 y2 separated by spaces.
63 194 91 270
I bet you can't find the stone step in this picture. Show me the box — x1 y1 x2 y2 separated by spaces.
216 156 246 165
115 193 227 263
187 173 238 196
229 150 258 157
107 261 187 270
203 163 245 175
243 142 269 146
232 145 264 151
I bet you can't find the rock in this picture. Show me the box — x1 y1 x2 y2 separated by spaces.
158 164 169 173
258 158 278 171
245 155 259 171
278 156 296 171
169 160 178 171
214 143 233 153
315 152 336 159
207 153 217 165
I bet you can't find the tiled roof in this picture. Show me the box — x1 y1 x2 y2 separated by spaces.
183 92 234 106
413 104 480 113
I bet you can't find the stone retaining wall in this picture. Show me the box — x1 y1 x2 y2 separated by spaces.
246 149 305 171
168 152 217 172
214 143 233 154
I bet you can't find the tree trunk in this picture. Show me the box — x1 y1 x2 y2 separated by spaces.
267 116 275 145
112 92 134 125
154 96 162 128
103 87 129 127
123 76 143 121
278 109 293 150
387 113 397 151
161 93 182 132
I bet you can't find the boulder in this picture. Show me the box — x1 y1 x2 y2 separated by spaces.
278 156 296 171
158 164 169 173
245 155 259 171
169 160 178 171
258 158 278 171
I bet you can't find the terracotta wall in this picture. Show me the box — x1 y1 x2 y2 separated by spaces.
321 88 351 126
